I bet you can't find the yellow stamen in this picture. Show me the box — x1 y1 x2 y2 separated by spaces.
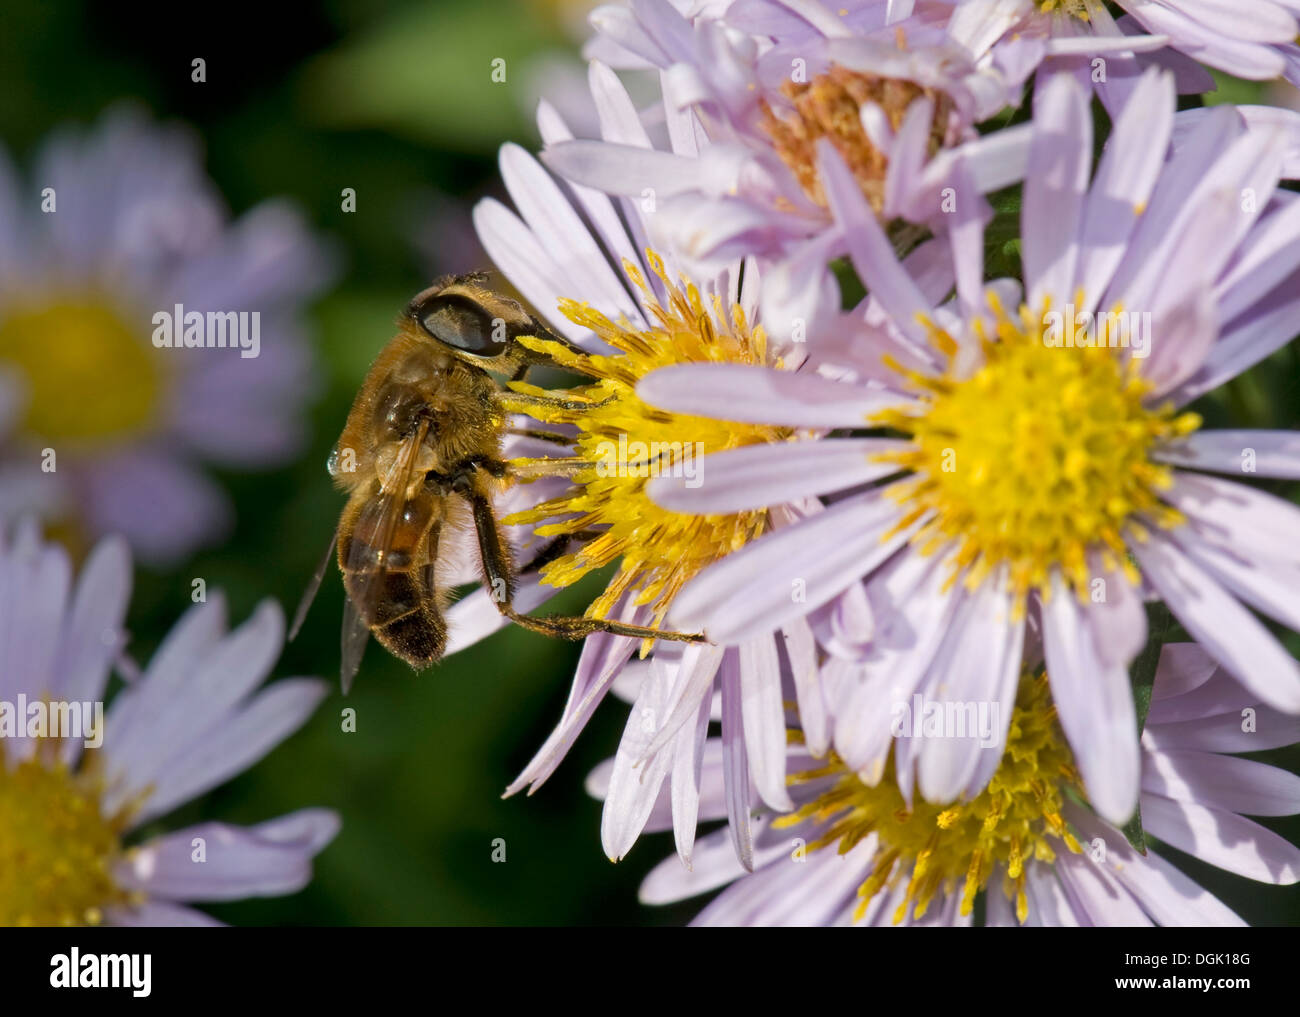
758 65 953 213
0 297 160 443
0 738 140 926
872 294 1199 606
502 251 787 633
1038 0 1095 20
786 673 1082 925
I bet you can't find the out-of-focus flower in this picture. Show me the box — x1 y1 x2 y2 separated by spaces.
625 644 1300 926
945 0 1300 94
642 69 1300 826
553 2 1034 345
0 107 335 565
0 520 337 926
457 64 833 867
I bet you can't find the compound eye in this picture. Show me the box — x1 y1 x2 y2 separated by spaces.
413 293 507 357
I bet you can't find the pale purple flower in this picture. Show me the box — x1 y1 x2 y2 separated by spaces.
0 519 337 925
457 63 831 866
0 106 335 565
641 69 1300 828
621 643 1300 926
1173 101 1300 178
553 0 1031 343
945 0 1300 93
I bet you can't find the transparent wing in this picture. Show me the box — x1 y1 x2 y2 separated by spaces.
340 589 373 695
339 420 430 693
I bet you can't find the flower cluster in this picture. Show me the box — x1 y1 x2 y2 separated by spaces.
460 0 1300 925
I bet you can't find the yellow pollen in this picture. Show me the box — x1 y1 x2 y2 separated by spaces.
872 294 1200 605
780 673 1083 924
0 741 138 926
501 251 787 632
0 297 161 443
758 65 953 213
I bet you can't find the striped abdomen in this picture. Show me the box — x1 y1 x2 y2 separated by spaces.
339 487 447 668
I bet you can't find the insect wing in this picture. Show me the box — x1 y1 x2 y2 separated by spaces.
339 421 429 692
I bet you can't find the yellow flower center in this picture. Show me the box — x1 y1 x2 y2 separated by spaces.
873 295 1199 604
501 252 786 626
1038 0 1095 19
759 63 954 213
781 673 1082 925
0 744 135 926
0 297 161 443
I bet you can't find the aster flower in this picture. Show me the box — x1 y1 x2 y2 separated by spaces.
0 520 337 925
457 62 837 866
641 68 1300 827
945 0 1300 93
0 106 335 565
624 643 1300 926
554 1 1032 342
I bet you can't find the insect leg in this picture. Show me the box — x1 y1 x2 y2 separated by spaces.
460 479 705 644
519 529 605 575
506 457 597 481
505 426 573 446
500 390 615 415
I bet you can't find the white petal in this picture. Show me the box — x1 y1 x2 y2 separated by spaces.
119 810 337 901
647 438 906 514
669 693 713 864
1143 748 1300 816
917 573 1022 805
127 679 328 824
600 654 677 860
719 651 754 870
1141 792 1300 883
738 634 794 812
1023 72 1092 308
1155 430 1300 479
1042 572 1140 826
1065 803 1243 925
668 489 913 645
1131 529 1300 712
637 362 902 429
53 535 130 706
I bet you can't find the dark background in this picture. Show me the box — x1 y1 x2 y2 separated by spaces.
2 0 1296 925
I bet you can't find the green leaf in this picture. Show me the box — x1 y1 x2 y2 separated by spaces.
983 190 1023 282
831 257 867 310
296 0 566 153
1119 811 1146 855
1203 71 1269 108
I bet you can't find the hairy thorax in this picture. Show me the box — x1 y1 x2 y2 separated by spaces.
331 332 504 497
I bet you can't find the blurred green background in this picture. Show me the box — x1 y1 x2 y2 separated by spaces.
2 0 1297 925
